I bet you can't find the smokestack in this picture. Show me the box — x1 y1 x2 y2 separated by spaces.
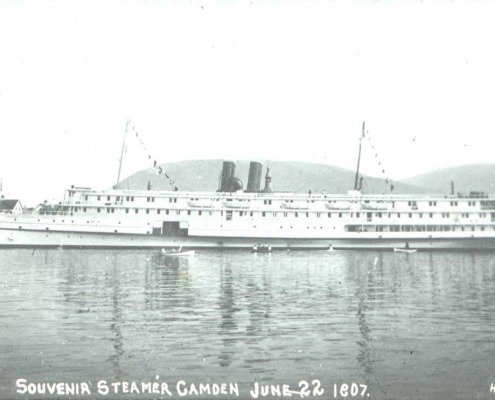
246 161 263 193
451 181 454 195
219 161 236 192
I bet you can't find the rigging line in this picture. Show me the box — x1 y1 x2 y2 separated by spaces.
354 121 365 191
130 122 179 190
365 128 395 192
116 119 130 190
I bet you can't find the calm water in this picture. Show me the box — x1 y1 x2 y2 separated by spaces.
1 249 495 400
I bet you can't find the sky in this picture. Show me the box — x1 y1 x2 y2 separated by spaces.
0 0 494 205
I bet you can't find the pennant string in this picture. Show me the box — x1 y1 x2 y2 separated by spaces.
364 128 394 193
128 121 178 190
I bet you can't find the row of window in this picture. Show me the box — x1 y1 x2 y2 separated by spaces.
87 195 179 203
346 225 493 232
68 206 495 221
90 195 136 202
81 195 483 208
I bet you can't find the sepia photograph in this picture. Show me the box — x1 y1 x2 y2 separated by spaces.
0 1 494 399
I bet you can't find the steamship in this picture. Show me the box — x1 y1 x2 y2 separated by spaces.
1 128 495 250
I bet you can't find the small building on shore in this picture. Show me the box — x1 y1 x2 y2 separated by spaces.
0 199 23 215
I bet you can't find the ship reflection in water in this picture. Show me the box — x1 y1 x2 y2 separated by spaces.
1 250 495 400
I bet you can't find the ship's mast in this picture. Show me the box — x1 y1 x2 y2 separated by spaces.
116 119 130 189
353 121 365 191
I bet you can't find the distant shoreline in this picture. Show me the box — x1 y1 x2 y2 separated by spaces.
119 159 495 196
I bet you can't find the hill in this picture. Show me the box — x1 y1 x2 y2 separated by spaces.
118 159 427 194
402 164 495 195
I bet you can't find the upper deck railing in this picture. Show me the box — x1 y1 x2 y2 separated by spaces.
66 188 494 202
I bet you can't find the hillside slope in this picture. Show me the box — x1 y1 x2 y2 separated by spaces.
403 164 495 195
119 160 428 194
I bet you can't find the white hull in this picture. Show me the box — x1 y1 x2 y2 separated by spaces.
2 228 495 250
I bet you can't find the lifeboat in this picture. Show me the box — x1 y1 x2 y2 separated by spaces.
252 244 272 253
188 200 213 208
282 202 309 210
223 200 250 209
325 202 350 210
361 201 390 210
394 248 417 254
160 247 195 257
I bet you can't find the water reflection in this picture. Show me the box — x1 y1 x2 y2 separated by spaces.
0 250 494 399
355 256 374 381
218 263 237 367
107 258 124 379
